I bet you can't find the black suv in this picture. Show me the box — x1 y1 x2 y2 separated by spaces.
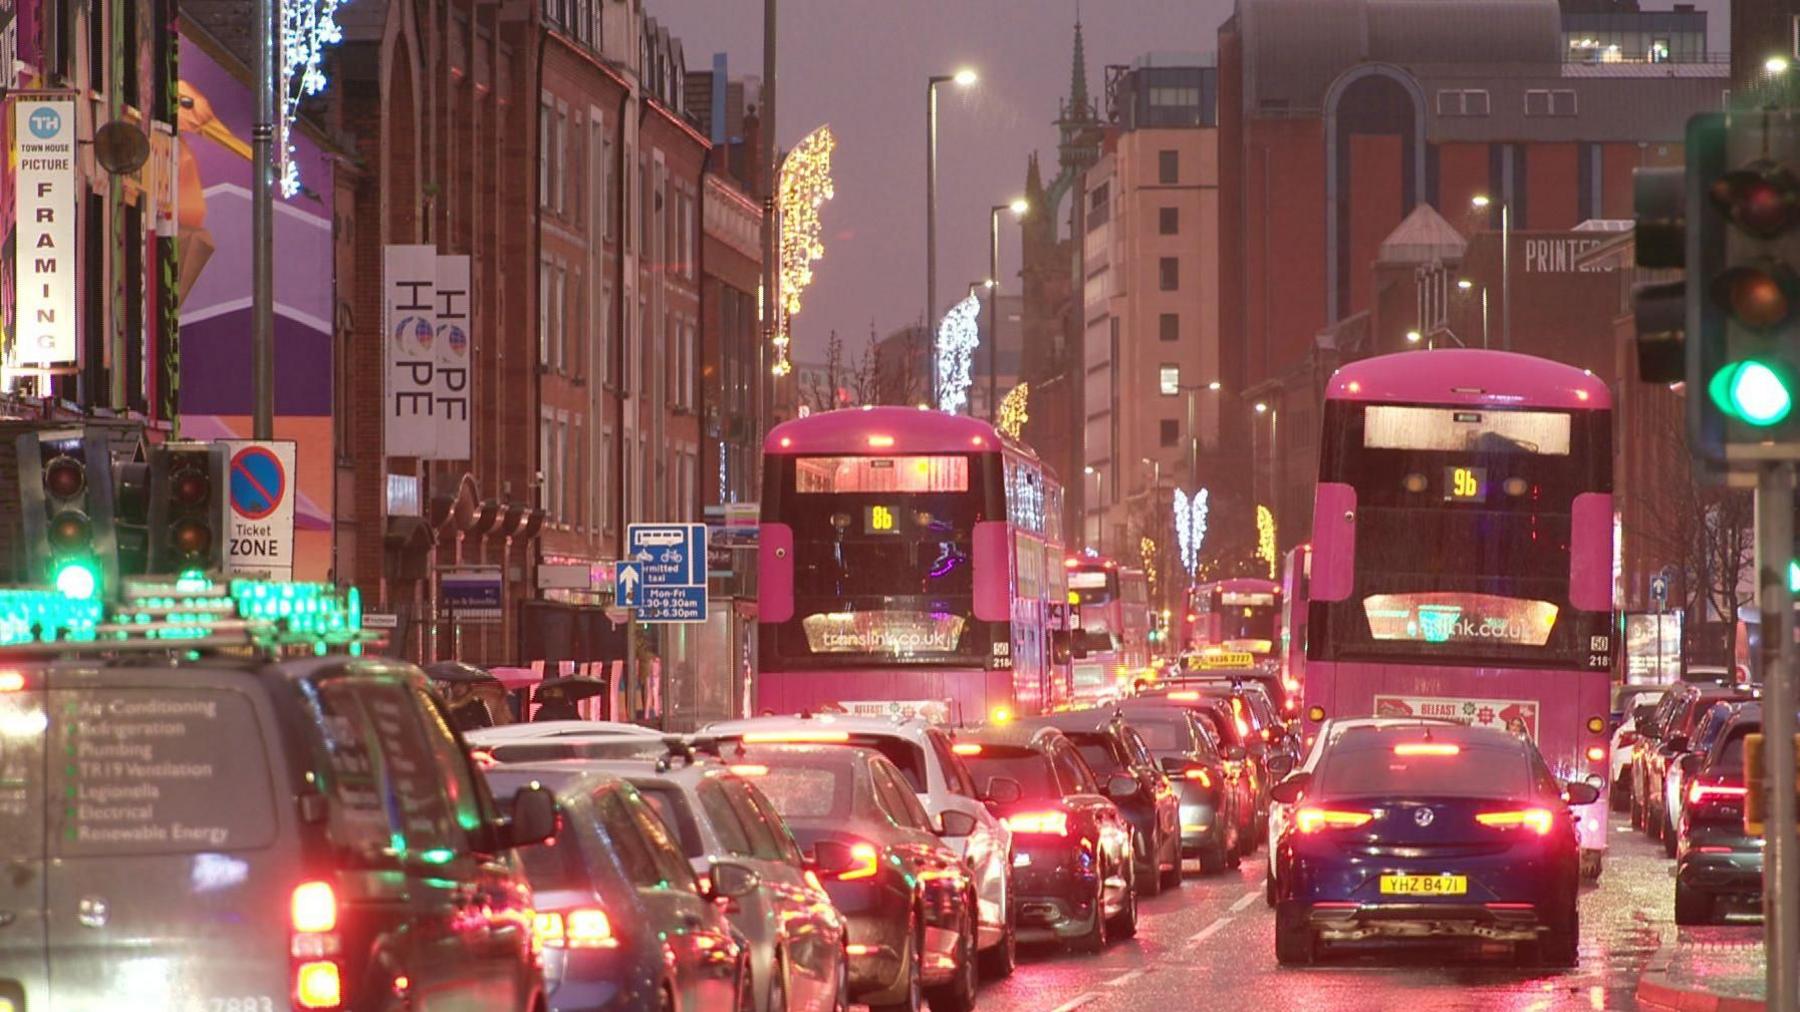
1674 702 1764 924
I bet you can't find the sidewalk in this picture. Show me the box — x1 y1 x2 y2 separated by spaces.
1636 927 1766 1011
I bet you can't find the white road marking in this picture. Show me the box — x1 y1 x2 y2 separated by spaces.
1230 890 1260 913
1050 994 1100 1012
1105 968 1149 987
1189 916 1232 944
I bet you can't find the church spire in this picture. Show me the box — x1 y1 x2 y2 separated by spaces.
1068 19 1091 124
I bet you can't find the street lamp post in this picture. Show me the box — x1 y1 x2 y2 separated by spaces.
926 69 977 402
1472 195 1510 350
1456 278 1488 347
988 198 1028 422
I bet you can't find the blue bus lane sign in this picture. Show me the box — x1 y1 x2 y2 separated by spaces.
624 524 708 623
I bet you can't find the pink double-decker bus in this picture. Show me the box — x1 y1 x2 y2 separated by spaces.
756 407 1068 724
1302 349 1615 877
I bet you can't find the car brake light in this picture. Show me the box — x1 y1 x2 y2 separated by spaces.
291 881 337 934
728 764 769 777
1295 808 1372 833
0 671 24 692
1236 717 1252 737
1184 767 1213 787
534 907 620 949
1476 809 1554 835
952 743 983 756
837 842 881 880
1004 810 1070 836
1393 743 1459 757
1586 746 1606 762
1168 691 1200 701
742 730 850 744
295 961 342 1009
1688 783 1748 805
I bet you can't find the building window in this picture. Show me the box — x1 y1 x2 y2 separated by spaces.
539 94 554 206
1087 181 1110 230
1158 149 1178 184
1159 257 1179 291
1159 365 1181 396
1159 313 1179 342
1159 206 1179 235
1436 89 1490 117
1160 419 1180 447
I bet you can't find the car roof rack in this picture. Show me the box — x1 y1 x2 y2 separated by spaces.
0 574 371 659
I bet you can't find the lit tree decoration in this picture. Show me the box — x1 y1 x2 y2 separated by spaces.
997 382 1030 439
279 0 347 197
1139 535 1158 593
774 125 837 376
1173 487 1209 577
1256 504 1278 578
935 293 982 414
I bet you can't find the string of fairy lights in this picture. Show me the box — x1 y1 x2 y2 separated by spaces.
997 382 1029 438
773 125 837 377
935 293 982 413
279 0 347 197
1173 487 1209 577
1256 504 1278 578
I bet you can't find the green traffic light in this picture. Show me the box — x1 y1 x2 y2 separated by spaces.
1710 360 1794 426
53 560 100 601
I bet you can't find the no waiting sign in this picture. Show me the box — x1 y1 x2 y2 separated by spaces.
219 440 296 580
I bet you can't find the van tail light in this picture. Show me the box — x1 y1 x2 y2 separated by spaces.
1183 767 1213 787
535 908 620 949
1586 746 1606 762
1688 783 1748 806
1004 810 1071 837
1476 808 1555 835
1294 808 1372 833
290 881 343 1010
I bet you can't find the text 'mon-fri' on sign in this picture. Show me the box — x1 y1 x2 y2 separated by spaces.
624 523 709 623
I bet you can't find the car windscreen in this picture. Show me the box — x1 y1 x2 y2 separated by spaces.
1315 741 1531 799
488 787 590 889
1068 733 1124 774
46 686 279 855
1123 716 1191 752
959 746 1058 799
634 784 706 857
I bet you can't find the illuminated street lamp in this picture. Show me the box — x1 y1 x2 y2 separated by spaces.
988 197 1029 422
1406 330 1422 343
1767 56 1791 76
926 68 979 400
1471 194 1511 349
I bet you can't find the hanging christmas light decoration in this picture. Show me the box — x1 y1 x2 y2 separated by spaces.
774 125 837 377
1256 504 1277 578
997 382 1030 439
1139 535 1158 594
279 0 348 197
1172 487 1209 578
935 293 982 414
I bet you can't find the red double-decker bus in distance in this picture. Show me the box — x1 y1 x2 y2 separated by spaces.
757 407 1068 725
1063 555 1151 703
1303 349 1615 878
1184 578 1282 668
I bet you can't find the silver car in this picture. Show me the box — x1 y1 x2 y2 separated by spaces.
589 749 851 1012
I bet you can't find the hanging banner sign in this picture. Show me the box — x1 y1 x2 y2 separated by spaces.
11 93 79 367
434 254 473 460
383 244 438 458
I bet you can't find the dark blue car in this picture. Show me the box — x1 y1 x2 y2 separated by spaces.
1269 724 1598 967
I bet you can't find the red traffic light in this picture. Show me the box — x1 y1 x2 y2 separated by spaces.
169 519 212 559
1710 161 1800 239
1712 261 1797 330
170 466 210 507
48 510 91 552
44 456 85 500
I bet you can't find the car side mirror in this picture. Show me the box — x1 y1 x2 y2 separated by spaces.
983 776 1023 807
1225 745 1249 763
1265 753 1296 778
1104 774 1138 800
937 811 979 838
1268 773 1310 804
500 784 557 849
707 859 761 900
1159 756 1186 774
1562 781 1602 807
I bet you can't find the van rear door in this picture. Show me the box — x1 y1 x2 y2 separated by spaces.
44 673 293 1012
0 668 48 1010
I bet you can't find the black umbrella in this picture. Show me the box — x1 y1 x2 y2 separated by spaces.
534 675 608 704
425 661 500 685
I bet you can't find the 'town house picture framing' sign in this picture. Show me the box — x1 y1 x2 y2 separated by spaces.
10 92 79 369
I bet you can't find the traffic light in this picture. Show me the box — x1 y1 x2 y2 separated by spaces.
14 428 120 601
146 442 228 574
1742 732 1800 836
1633 165 1687 382
1688 109 1800 459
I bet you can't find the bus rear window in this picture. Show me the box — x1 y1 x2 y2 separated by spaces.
49 687 278 855
796 455 969 493
1363 406 1570 456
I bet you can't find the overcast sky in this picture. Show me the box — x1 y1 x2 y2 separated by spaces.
654 0 1729 363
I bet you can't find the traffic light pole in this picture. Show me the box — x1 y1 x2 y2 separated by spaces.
1758 460 1799 1011
250 0 276 440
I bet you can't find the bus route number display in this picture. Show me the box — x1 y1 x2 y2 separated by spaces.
1443 466 1485 502
864 505 900 534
